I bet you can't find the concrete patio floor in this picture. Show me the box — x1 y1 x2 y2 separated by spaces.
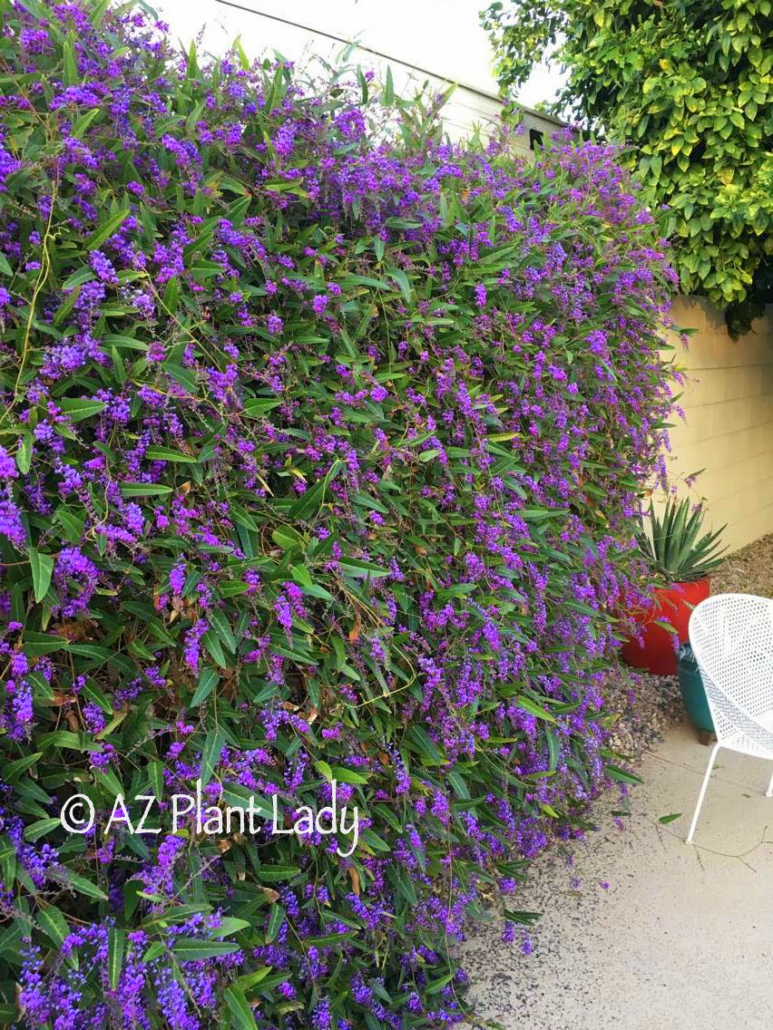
460 721 773 1030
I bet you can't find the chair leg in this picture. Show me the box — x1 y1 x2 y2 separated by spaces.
766 769 773 798
686 742 722 845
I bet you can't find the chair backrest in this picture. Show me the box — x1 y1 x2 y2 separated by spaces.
689 593 773 748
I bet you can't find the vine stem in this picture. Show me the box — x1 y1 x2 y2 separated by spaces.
15 174 58 399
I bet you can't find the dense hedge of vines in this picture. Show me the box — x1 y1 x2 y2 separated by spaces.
0 1 675 1027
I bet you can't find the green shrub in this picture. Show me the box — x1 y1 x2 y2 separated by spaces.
483 0 773 335
0 1 674 1026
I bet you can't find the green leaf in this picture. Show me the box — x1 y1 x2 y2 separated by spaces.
87 209 130 250
386 265 412 301
605 764 642 786
0 921 23 964
208 607 236 653
658 812 682 825
218 581 250 598
104 333 148 352
148 760 164 800
338 557 389 578
163 277 180 313
63 36 79 86
265 904 285 944
384 65 394 105
200 728 225 788
39 729 101 750
186 38 199 78
330 766 368 784
503 907 541 926
213 917 251 937
446 769 470 799
230 505 260 532
514 696 556 723
233 966 272 991
23 632 65 656
37 906 70 948
202 630 227 668
69 643 111 661
145 446 198 463
392 866 418 906
24 818 60 842
221 785 274 821
69 99 100 134
3 752 43 781
224 986 258 1030
141 942 166 963
272 527 304 550
359 829 389 852
233 35 250 72
142 904 212 927
172 940 240 962
54 506 86 542
120 483 173 497
28 547 54 603
57 397 106 422
107 928 126 990
287 476 328 521
242 398 281 417
304 930 359 946
66 871 108 901
81 679 113 714
190 668 219 706
60 271 94 301
547 732 560 772
16 434 32 475
95 708 129 740
257 865 301 882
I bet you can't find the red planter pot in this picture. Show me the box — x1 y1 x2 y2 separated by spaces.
620 578 710 676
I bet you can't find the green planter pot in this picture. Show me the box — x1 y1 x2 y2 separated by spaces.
677 645 715 734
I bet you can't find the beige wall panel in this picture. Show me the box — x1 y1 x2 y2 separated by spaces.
670 395 772 445
673 365 773 405
670 421 773 475
664 297 773 553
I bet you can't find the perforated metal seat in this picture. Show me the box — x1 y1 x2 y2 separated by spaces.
686 593 773 844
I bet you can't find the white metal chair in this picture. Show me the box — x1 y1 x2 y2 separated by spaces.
686 593 773 844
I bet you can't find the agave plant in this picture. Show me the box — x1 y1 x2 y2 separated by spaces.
636 498 727 582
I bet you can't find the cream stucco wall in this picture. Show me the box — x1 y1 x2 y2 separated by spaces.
664 296 773 552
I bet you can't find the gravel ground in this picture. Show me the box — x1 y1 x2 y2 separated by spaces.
604 668 682 759
461 724 773 1030
459 535 773 1028
711 532 773 597
605 532 773 759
